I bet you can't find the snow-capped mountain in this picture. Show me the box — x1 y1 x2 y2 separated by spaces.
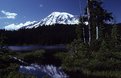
21 21 41 29
5 21 37 30
21 12 79 29
40 12 79 26
5 12 79 30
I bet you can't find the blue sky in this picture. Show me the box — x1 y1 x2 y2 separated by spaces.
0 0 121 29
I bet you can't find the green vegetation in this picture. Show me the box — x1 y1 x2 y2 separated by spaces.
0 62 36 78
0 24 77 45
17 50 45 63
55 0 121 78
55 38 121 78
0 55 35 78
82 70 121 78
0 49 45 78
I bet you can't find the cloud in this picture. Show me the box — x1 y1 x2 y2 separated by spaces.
4 21 37 30
39 4 43 8
1 10 17 19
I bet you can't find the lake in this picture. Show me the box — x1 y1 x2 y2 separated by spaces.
11 56 68 78
7 44 67 52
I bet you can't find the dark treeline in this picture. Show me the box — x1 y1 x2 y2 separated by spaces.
0 23 120 45
0 24 79 45
0 23 121 45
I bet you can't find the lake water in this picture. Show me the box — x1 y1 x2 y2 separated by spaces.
8 45 68 77
19 64 68 78
11 56 68 78
7 44 66 52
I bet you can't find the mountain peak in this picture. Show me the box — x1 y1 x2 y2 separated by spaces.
50 11 74 17
40 11 79 26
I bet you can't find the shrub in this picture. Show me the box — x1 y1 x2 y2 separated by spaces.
19 50 45 63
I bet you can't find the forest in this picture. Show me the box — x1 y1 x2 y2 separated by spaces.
0 24 78 45
0 23 121 45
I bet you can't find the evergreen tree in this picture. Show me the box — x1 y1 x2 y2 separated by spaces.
111 24 120 51
76 16 88 43
62 39 89 71
0 34 7 53
86 0 113 44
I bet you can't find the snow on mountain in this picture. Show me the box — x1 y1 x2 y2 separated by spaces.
4 21 37 30
39 12 79 26
5 12 79 30
21 12 79 29
20 21 41 29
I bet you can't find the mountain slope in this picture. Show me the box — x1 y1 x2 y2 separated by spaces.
22 12 79 29
5 12 79 30
39 12 79 26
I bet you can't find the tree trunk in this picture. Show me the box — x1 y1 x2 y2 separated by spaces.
87 0 91 45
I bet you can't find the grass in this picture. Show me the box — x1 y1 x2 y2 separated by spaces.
0 49 45 78
82 69 121 78
16 50 45 64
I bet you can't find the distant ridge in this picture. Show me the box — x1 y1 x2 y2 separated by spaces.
5 12 79 30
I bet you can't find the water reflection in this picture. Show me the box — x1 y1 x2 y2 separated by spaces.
19 64 68 78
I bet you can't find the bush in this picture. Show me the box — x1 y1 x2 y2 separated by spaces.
56 39 90 71
88 40 121 71
6 71 36 78
56 39 121 78
19 50 45 63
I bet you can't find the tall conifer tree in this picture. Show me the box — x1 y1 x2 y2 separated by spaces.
85 0 113 44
